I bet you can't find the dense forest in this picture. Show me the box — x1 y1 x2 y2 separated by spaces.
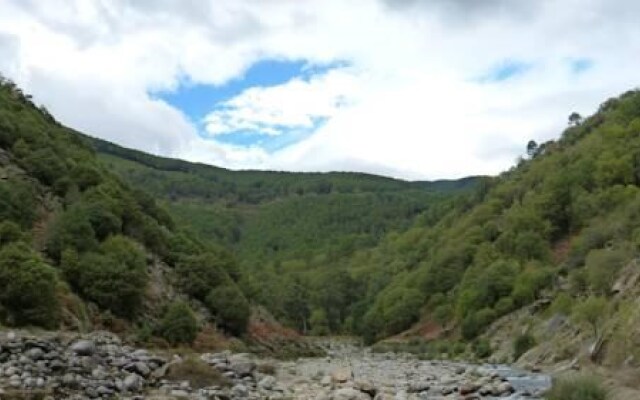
92 135 476 333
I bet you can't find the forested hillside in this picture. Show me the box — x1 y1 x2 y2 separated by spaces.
91 136 477 332
0 77 250 342
353 89 640 347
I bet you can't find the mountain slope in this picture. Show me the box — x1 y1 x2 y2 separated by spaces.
87 135 478 332
353 89 640 354
0 77 249 341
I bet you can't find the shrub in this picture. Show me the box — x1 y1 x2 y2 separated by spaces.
513 332 536 360
176 253 228 301
545 375 608 400
68 236 148 318
158 301 199 346
165 357 231 389
0 242 59 328
205 284 250 336
309 308 330 335
473 338 492 359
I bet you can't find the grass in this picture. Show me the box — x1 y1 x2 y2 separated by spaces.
165 357 231 389
545 375 608 400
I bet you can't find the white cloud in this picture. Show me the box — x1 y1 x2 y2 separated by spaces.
0 0 639 178
203 67 360 137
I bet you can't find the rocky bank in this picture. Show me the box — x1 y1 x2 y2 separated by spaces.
0 331 550 399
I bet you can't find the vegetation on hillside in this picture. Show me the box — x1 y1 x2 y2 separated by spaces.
93 133 474 333
0 76 249 336
353 89 640 343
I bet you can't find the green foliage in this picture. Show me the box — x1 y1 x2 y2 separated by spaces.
549 293 574 316
65 236 148 318
473 338 492 359
573 296 608 338
513 332 536 360
585 248 629 294
176 253 228 301
0 221 28 246
158 301 199 345
309 308 330 335
205 284 250 336
545 375 608 400
0 242 59 328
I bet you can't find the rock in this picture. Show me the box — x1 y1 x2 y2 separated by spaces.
70 340 96 356
331 367 354 383
321 375 333 386
355 380 377 396
231 383 249 397
26 347 45 360
258 375 277 390
229 360 256 377
407 382 430 393
332 387 371 400
123 373 143 392
459 382 480 395
494 381 514 395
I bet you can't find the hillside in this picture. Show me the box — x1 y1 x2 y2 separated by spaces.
353 88 640 368
0 77 251 343
88 135 477 332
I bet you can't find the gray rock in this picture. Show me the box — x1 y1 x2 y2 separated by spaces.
258 375 277 390
70 340 96 356
332 387 371 400
230 360 256 377
123 373 143 392
331 367 354 383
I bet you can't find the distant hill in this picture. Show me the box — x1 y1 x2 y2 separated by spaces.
87 135 479 331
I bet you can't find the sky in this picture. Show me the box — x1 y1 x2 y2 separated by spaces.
0 0 639 180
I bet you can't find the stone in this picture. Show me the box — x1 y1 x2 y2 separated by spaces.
459 382 480 395
70 340 96 356
123 373 143 392
355 380 377 396
231 383 249 397
407 382 430 393
230 360 256 377
26 347 45 361
331 367 354 383
332 387 371 400
258 375 277 390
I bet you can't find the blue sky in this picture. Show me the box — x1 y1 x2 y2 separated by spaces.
154 59 340 151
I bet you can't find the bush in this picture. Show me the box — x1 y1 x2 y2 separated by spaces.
545 375 608 400
473 338 492 359
205 284 250 336
158 301 199 346
0 242 59 328
165 357 231 389
513 332 536 360
309 308 330 335
176 253 228 301
69 236 148 318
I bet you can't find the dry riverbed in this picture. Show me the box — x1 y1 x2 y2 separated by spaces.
0 331 550 399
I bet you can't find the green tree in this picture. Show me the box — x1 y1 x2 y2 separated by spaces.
158 301 199 345
0 243 59 328
205 284 250 336
309 308 330 335
176 253 228 301
573 296 608 339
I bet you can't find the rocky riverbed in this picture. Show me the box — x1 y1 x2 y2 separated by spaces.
0 331 550 399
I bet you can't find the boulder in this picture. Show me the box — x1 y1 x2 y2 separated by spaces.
70 340 96 356
332 387 371 400
331 367 354 383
